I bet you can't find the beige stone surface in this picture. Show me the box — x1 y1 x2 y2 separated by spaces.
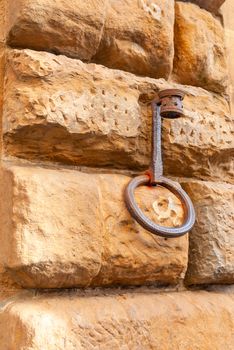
4 0 174 79
181 0 226 13
93 0 174 79
173 2 228 94
221 0 234 113
5 0 107 61
3 49 234 183
181 180 234 285
0 46 5 105
0 290 234 349
0 0 6 44
0 1 6 157
0 164 188 288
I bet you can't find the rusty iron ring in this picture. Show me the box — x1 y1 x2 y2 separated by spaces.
125 174 196 238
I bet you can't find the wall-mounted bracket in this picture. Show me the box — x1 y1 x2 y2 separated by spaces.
124 89 196 238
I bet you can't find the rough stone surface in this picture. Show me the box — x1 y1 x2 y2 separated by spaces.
0 0 6 44
222 0 234 113
0 268 21 302
0 290 234 349
3 49 234 183
0 1 233 348
180 0 226 13
181 180 234 285
0 164 188 288
0 47 5 134
173 2 228 94
4 0 174 79
0 1 6 159
5 0 107 61
93 0 174 79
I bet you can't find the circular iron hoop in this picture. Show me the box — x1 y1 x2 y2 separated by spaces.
125 175 195 238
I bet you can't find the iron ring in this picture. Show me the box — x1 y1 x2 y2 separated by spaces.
125 174 195 238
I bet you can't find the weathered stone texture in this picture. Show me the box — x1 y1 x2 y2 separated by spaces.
0 0 6 44
0 268 21 302
3 49 233 183
0 0 233 348
0 48 5 135
0 0 6 125
222 0 234 113
1 290 234 349
181 180 234 285
180 0 226 13
173 2 228 94
6 0 107 61
0 165 188 288
93 0 174 78
4 0 174 79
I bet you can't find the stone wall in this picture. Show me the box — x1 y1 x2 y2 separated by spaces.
0 0 233 349
221 0 234 113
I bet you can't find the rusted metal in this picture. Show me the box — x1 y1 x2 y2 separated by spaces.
124 89 196 238
158 89 185 119
148 89 185 184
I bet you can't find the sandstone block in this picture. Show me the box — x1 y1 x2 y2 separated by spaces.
93 0 174 78
4 0 174 79
173 2 228 93
0 0 6 44
5 0 107 61
181 0 226 13
181 180 234 285
0 47 5 116
0 0 6 113
0 290 234 349
3 49 234 183
222 0 234 113
0 165 188 288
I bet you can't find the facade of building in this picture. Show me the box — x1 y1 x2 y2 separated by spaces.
0 0 233 348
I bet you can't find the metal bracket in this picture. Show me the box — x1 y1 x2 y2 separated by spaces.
124 89 196 238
